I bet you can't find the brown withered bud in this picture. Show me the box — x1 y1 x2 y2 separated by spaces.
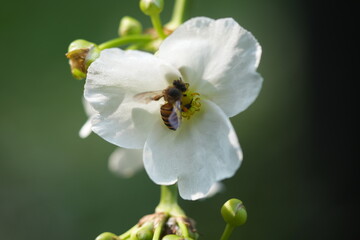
66 39 100 80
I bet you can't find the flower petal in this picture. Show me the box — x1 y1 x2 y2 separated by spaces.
143 100 242 200
79 118 93 139
84 48 181 148
82 97 96 117
157 17 263 117
203 182 224 199
108 148 143 178
79 97 97 139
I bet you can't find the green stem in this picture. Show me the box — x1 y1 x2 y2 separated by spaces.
155 185 185 217
98 35 153 50
159 185 177 206
150 14 166 39
165 0 189 30
152 215 167 240
119 225 138 240
177 219 190 237
220 224 235 240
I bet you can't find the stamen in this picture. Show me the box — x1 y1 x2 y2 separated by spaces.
181 90 201 120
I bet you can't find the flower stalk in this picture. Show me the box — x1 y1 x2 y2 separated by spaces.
156 185 185 217
220 224 235 240
119 225 138 240
177 219 190 237
149 13 167 39
152 215 167 240
165 0 189 31
98 35 153 50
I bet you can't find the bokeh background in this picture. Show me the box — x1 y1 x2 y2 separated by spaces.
1 0 356 239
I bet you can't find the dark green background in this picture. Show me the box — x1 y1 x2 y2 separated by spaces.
1 0 354 239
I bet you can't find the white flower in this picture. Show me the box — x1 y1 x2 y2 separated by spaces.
84 17 262 200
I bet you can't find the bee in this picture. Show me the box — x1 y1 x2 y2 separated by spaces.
134 79 189 130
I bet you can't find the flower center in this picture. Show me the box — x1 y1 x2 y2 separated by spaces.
181 90 201 119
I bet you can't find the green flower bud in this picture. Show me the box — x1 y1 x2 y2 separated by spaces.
221 198 247 227
119 16 143 36
139 0 164 15
65 39 100 80
95 232 118 240
136 228 153 240
162 235 193 240
129 222 154 240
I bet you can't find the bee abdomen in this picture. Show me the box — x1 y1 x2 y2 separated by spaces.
160 103 176 130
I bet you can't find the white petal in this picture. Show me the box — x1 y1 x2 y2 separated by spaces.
108 148 144 178
84 48 182 148
203 182 225 199
143 100 242 200
157 17 263 117
79 118 93 138
79 98 97 138
82 97 96 117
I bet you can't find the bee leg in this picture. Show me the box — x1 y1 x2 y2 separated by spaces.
152 95 164 101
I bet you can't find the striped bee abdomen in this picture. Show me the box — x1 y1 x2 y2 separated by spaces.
160 103 177 130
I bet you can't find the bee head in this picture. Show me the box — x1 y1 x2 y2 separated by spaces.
172 79 187 92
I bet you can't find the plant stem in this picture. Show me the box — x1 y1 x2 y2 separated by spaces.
98 35 153 50
220 224 235 240
156 185 185 217
177 219 190 237
159 185 177 206
152 215 167 240
150 13 166 39
165 0 189 30
119 224 138 240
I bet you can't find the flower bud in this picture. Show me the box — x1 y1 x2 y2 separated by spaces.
95 232 118 240
65 39 100 80
136 228 153 240
139 0 164 15
119 16 143 36
130 222 153 240
162 235 194 240
221 198 247 227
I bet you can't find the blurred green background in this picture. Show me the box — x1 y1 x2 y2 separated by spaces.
1 0 353 239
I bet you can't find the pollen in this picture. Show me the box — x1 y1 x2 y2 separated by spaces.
181 91 201 119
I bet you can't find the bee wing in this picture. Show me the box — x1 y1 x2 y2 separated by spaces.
168 100 182 130
133 90 163 104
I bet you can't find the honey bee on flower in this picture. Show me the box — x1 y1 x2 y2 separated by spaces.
134 78 201 130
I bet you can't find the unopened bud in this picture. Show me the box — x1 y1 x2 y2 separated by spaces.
139 0 164 15
130 222 154 240
66 39 100 80
119 16 143 36
95 232 118 240
136 228 153 240
221 198 247 227
162 235 194 240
